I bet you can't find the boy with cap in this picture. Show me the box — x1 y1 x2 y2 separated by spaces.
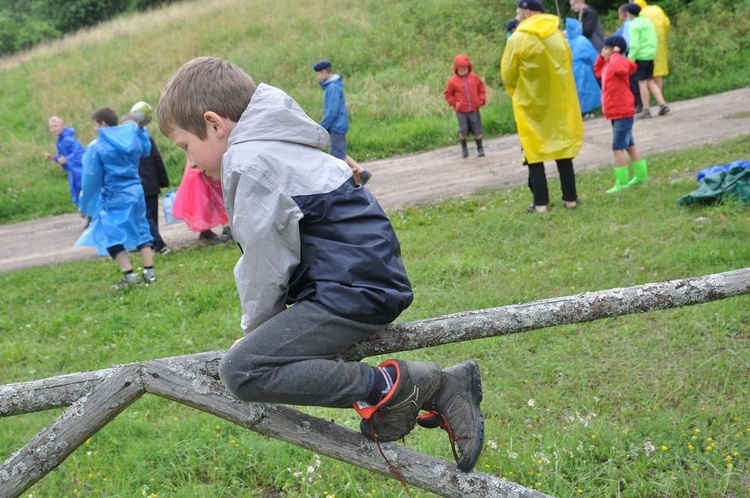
594 35 649 192
312 59 372 185
157 56 484 474
624 3 670 118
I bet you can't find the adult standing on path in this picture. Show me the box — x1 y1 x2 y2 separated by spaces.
569 0 605 52
501 0 584 213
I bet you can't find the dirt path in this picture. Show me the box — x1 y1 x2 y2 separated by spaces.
2 88 749 273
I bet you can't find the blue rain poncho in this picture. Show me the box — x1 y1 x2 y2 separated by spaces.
75 122 153 256
566 18 602 115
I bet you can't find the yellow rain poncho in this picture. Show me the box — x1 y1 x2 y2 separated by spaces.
501 13 583 164
635 0 670 77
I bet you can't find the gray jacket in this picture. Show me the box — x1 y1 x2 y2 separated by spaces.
223 83 413 333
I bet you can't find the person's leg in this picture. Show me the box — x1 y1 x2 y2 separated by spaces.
221 299 486 471
638 80 651 115
630 73 643 113
527 162 550 211
555 158 578 206
470 112 485 157
457 113 470 158
627 139 649 187
109 245 139 289
646 79 670 116
219 300 384 407
144 195 165 252
137 243 156 283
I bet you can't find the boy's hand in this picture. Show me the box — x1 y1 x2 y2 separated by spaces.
44 152 53 161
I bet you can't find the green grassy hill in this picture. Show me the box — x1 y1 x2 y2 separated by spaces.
0 0 749 223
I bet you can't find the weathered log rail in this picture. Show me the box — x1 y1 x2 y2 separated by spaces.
2 267 749 498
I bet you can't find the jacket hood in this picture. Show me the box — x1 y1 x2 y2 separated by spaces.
229 83 328 151
60 127 77 139
517 13 561 40
98 122 142 153
565 17 582 41
453 54 472 73
319 73 343 89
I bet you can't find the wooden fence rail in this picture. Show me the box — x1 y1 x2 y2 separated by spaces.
2 267 749 498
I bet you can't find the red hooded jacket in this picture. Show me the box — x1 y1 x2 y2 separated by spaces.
593 52 637 120
444 54 487 113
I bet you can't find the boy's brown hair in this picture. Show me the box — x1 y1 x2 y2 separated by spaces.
157 56 257 139
92 107 118 127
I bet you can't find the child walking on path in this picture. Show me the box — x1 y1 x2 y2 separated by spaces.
157 56 484 473
443 54 487 158
43 116 85 209
594 35 649 192
313 60 372 185
75 107 156 289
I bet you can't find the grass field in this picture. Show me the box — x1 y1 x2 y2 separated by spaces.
2 134 749 497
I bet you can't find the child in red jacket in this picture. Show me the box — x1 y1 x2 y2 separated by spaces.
594 35 649 193
444 54 487 158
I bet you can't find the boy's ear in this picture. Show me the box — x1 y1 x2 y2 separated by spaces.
203 111 230 139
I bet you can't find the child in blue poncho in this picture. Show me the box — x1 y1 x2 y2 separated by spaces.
43 116 85 208
75 107 157 290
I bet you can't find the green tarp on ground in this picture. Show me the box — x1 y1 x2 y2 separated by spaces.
677 160 750 205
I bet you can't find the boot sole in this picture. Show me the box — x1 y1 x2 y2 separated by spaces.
455 361 484 472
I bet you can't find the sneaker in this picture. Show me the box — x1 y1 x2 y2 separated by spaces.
157 246 172 256
198 230 221 244
658 104 670 116
356 359 442 442
583 113 596 121
636 109 652 119
359 170 372 185
477 147 485 158
143 268 156 284
111 272 140 290
220 226 234 243
417 361 484 472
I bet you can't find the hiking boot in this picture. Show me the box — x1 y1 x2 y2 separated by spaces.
198 230 221 244
658 104 670 116
112 272 140 290
636 109 652 119
359 170 372 185
142 268 156 284
417 361 484 472
477 147 485 158
356 359 442 442
461 145 469 158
